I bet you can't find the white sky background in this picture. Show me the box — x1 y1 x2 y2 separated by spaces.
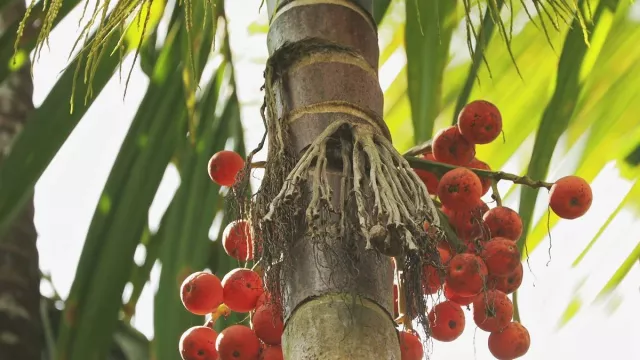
28 1 640 359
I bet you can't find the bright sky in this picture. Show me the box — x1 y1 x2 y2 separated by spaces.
28 1 640 359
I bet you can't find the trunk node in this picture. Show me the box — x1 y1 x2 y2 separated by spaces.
282 294 401 360
267 1 379 69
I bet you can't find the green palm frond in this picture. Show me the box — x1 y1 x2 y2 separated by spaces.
14 0 591 104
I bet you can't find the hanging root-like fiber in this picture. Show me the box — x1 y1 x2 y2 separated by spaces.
262 119 440 253
233 38 444 346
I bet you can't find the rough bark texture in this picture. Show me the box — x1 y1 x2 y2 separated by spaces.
265 1 400 358
0 2 42 360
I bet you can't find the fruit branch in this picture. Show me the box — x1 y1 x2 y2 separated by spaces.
402 140 432 157
405 156 554 190
491 180 503 207
253 157 554 191
435 209 467 254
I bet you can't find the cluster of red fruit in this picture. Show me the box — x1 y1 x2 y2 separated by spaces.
415 100 593 222
194 100 593 359
178 218 282 360
395 100 593 360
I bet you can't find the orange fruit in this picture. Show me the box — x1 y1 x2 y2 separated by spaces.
549 175 592 219
488 322 531 360
483 207 523 241
472 290 513 332
221 268 264 313
422 246 452 294
432 126 476 166
216 325 261 360
444 200 490 242
399 331 424 360
443 283 474 306
260 345 284 360
255 292 272 309
208 150 244 187
481 238 520 277
488 262 523 294
251 303 284 345
437 168 483 211
222 220 253 261
446 253 488 297
457 100 503 144
180 326 218 360
180 272 224 316
428 301 466 342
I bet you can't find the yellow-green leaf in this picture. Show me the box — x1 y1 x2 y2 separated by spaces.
123 0 167 51
572 184 636 267
557 296 583 329
596 241 640 299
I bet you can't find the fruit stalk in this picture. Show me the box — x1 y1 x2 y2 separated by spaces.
491 180 503 207
254 155 554 191
406 156 554 190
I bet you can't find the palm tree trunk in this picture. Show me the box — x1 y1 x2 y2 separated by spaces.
263 1 400 358
0 2 42 359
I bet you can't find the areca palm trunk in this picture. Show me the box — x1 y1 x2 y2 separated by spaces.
0 1 42 359
263 1 400 358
